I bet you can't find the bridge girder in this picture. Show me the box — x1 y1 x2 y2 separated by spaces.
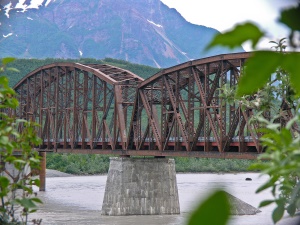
11 53 298 159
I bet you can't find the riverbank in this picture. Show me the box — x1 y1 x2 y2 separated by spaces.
46 153 262 175
45 169 260 178
46 169 74 177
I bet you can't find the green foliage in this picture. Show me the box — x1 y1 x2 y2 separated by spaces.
236 51 282 97
206 22 264 50
187 190 230 225
0 58 42 224
46 153 110 175
249 116 300 223
46 153 257 175
236 51 300 97
279 5 300 32
206 2 300 224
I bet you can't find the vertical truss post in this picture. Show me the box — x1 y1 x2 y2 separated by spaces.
26 78 30 121
63 68 68 149
102 82 108 150
91 76 96 149
161 78 166 150
46 70 51 149
188 66 194 150
54 67 59 149
139 89 162 150
39 71 44 147
72 69 77 149
82 72 88 149
164 75 189 151
115 85 127 149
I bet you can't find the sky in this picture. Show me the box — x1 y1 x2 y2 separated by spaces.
160 0 298 51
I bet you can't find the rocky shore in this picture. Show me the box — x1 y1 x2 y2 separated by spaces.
46 169 73 177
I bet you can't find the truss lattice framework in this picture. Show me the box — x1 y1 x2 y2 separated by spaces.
11 53 298 159
13 63 143 150
128 52 297 156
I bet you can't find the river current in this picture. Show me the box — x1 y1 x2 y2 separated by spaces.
30 173 299 225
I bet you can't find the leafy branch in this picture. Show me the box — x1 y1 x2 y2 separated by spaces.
0 58 42 225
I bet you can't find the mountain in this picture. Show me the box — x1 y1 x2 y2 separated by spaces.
0 0 243 68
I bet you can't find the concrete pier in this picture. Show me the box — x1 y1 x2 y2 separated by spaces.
101 157 180 215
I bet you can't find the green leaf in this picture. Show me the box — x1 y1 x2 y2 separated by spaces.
29 179 40 187
2 57 15 65
287 203 296 216
0 176 10 189
187 190 230 225
259 200 274 208
286 116 299 130
0 136 9 145
256 179 276 193
272 204 284 224
206 22 264 50
6 67 20 73
13 159 26 164
281 52 300 95
236 51 282 97
16 198 37 209
280 128 293 146
16 119 28 123
266 123 281 131
279 5 300 31
31 197 43 204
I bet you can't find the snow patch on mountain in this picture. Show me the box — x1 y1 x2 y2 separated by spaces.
3 33 13 38
3 0 51 16
147 19 163 28
45 0 52 7
3 2 12 18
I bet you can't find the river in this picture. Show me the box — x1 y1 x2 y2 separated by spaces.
30 173 299 225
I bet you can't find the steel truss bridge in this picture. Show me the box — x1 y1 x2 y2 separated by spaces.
11 52 297 159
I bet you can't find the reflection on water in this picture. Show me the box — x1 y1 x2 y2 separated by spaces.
31 173 298 225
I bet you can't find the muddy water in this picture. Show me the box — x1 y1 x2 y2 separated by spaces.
30 173 299 225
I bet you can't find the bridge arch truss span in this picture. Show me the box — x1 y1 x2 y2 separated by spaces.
12 53 298 159
13 63 144 150
128 52 266 155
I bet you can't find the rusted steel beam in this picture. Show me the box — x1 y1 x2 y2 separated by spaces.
163 76 189 151
138 52 251 89
114 85 127 149
139 89 162 150
192 67 221 151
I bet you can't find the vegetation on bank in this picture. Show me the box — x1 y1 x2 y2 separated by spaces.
46 153 259 175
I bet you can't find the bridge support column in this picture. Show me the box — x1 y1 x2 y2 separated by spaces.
102 157 180 215
39 152 46 191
